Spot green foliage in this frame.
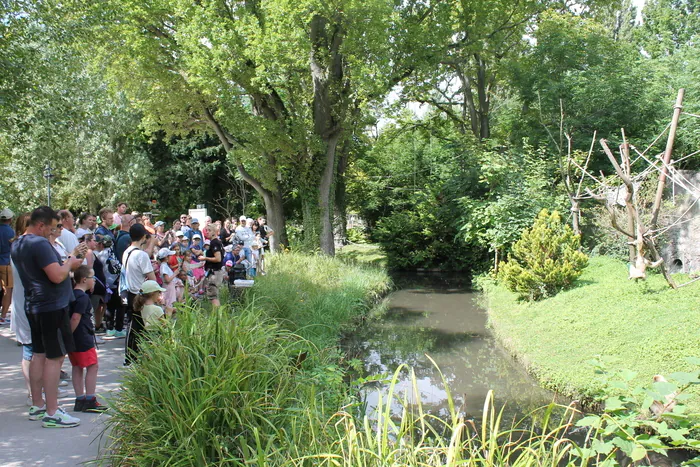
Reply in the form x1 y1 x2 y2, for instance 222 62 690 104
498 209 588 301
346 226 367 244
571 357 700 465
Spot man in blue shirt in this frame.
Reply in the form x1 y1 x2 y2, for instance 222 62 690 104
95 207 115 241
12 206 86 428
0 208 15 325
185 218 202 244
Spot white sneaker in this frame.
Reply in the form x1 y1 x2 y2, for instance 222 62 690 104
42 408 80 428
57 388 69 397
58 379 68 387
95 336 106 345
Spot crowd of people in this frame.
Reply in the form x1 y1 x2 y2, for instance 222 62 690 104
0 203 273 428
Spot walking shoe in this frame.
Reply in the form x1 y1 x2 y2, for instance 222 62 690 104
0 317 9 325
106 329 116 337
95 336 106 345
60 370 70 381
58 379 69 387
42 408 80 428
57 387 69 397
113 330 127 338
73 398 85 412
82 398 109 413
29 405 47 421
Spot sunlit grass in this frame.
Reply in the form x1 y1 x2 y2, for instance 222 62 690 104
483 255 700 411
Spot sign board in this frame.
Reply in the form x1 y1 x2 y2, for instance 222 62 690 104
188 208 207 224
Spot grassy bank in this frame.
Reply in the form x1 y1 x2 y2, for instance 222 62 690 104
336 243 387 269
105 252 391 465
246 251 391 348
483 255 700 411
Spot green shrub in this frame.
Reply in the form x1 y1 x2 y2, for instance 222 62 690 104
499 209 588 301
346 226 367 244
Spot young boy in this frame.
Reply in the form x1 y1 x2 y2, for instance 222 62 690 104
69 265 108 413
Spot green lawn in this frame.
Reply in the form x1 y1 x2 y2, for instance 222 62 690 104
483 256 700 411
336 243 387 268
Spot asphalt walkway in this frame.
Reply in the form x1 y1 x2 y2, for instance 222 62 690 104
0 325 125 466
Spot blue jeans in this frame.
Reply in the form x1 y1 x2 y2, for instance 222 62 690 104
242 247 252 263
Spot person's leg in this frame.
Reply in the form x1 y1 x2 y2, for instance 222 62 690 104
21 345 32 399
29 353 46 407
124 292 143 365
84 363 98 396
95 301 105 329
43 356 64 415
0 266 11 320
71 365 84 397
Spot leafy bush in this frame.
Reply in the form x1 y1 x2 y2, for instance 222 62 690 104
499 209 588 301
346 226 367 244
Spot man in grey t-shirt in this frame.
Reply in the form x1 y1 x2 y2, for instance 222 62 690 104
12 206 86 428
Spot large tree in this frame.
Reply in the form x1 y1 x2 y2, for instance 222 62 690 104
59 0 440 254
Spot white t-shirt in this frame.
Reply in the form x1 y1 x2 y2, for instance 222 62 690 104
75 227 93 239
159 262 174 282
52 239 68 262
59 228 79 255
122 246 154 294
9 260 30 344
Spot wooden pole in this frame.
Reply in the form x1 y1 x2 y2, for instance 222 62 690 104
650 88 685 228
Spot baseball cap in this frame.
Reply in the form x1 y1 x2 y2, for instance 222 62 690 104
191 218 200 224
225 260 233 267
154 221 165 227
129 223 148 239
239 215 246 221
204 239 211 245
157 247 176 259
175 231 184 237
139 280 166 294
192 234 201 240
0 208 14 219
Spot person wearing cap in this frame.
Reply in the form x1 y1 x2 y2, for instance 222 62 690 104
0 208 15 324
96 208 116 241
153 221 166 246
156 247 178 308
199 224 225 307
190 233 203 258
184 218 202 243
234 215 253 264
133 280 172 329
122 223 157 365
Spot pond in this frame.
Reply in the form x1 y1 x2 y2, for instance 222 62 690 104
344 273 556 422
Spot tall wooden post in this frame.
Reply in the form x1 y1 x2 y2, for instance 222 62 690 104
650 89 685 228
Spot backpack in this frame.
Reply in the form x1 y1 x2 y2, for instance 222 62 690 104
105 247 121 276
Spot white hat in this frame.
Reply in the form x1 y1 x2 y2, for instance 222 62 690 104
157 247 176 259
239 215 246 221
192 234 202 240
175 231 184 237
224 245 233 253
0 208 14 220
140 280 166 294
204 239 211 245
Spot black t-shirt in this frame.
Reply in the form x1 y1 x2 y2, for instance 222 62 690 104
205 238 224 271
220 228 231 247
71 289 95 352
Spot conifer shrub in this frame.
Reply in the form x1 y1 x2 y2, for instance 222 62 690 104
499 209 588 301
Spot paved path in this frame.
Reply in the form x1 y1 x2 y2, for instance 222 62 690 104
0 325 125 466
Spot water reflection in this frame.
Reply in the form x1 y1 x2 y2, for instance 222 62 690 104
345 274 555 422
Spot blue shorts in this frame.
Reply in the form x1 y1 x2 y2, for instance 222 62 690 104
22 344 33 361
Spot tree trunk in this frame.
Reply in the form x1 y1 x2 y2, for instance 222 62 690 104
261 188 287 252
334 139 350 244
203 108 288 252
319 135 340 255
